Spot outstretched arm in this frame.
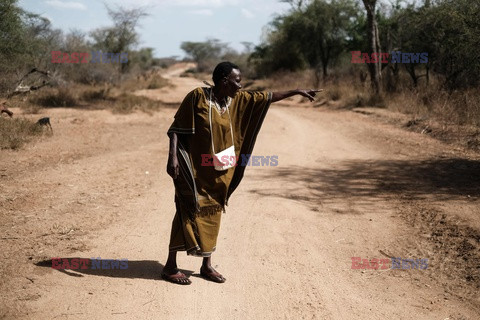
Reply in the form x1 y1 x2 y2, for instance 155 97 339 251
271 89 323 103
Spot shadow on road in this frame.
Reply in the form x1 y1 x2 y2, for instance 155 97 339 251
35 258 194 281
248 158 480 209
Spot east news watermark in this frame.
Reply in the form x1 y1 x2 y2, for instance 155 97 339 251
51 51 128 64
201 154 279 167
51 258 128 270
351 257 429 270
351 51 428 64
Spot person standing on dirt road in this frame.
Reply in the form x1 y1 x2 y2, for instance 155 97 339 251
162 61 322 285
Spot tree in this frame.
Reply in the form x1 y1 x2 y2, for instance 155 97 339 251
90 5 148 73
301 0 359 83
0 0 27 62
250 0 358 82
180 39 231 72
418 0 480 89
0 0 58 95
362 0 381 94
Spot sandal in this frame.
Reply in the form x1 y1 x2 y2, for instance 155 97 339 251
200 267 226 283
161 271 192 285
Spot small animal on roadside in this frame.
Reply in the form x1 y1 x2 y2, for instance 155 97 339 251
37 117 53 133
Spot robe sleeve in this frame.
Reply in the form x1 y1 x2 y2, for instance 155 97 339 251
226 90 272 202
167 88 199 135
231 90 273 147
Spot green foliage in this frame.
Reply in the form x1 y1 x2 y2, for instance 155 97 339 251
180 39 255 76
90 6 149 73
0 0 27 60
180 39 231 72
250 0 360 79
254 0 480 91
375 0 480 90
0 0 57 95
129 47 157 71
417 0 480 89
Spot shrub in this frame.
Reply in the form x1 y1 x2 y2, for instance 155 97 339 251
111 93 161 114
0 117 44 150
30 88 77 107
147 75 169 89
81 87 111 102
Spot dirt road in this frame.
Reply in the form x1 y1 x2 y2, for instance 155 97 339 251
1 65 479 319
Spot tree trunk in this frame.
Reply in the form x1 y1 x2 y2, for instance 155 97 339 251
405 64 418 87
426 63 430 85
362 0 381 94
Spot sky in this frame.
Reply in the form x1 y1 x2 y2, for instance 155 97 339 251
18 0 292 58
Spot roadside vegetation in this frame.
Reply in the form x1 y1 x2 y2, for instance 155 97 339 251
181 0 479 129
0 0 172 149
0 117 43 150
1 0 479 150
252 0 480 127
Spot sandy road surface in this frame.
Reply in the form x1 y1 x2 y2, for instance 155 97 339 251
1 66 479 319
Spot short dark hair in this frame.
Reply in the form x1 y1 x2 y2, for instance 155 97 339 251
212 61 239 86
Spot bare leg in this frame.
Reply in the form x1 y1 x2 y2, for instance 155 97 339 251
200 256 226 283
162 251 191 285
164 251 178 272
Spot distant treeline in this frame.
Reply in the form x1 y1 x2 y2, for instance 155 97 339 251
181 0 479 93
252 0 479 91
2 0 479 95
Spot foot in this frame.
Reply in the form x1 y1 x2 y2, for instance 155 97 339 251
161 269 192 285
200 266 226 283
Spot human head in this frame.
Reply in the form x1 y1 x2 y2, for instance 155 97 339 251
212 61 242 98
212 61 239 86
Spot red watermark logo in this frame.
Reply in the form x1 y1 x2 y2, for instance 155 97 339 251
351 51 428 64
351 257 429 270
51 51 128 64
201 154 279 167
51 257 128 269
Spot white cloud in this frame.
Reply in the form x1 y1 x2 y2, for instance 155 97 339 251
45 0 87 10
241 8 254 19
188 9 214 16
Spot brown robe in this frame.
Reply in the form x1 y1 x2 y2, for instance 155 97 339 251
167 87 272 256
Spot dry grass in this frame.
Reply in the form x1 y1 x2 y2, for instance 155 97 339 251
387 87 480 126
0 117 44 150
81 87 110 102
29 88 78 108
277 69 480 127
109 93 162 114
20 73 169 115
147 75 169 89
120 72 169 92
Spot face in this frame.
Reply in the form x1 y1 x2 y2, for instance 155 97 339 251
223 68 242 98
